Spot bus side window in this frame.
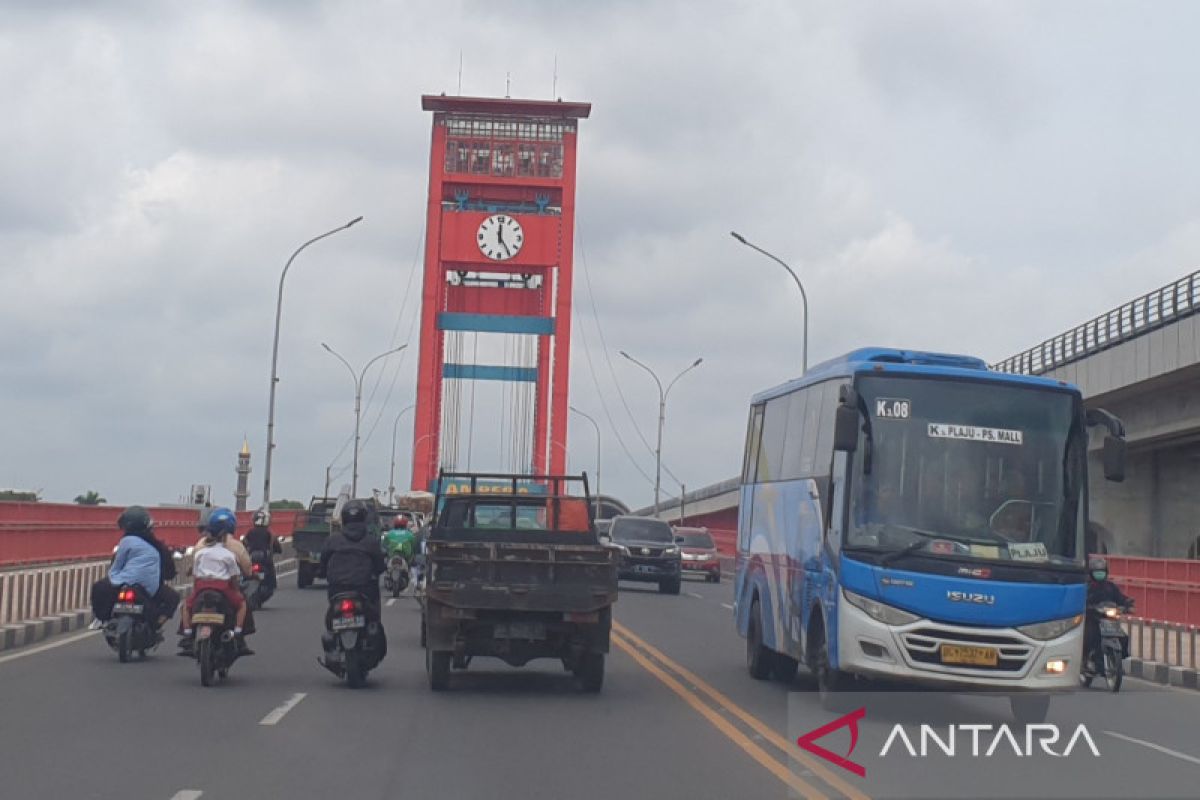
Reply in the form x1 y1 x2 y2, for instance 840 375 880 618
742 405 765 484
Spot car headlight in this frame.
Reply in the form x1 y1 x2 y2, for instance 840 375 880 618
842 588 921 626
1016 615 1083 641
663 546 679 556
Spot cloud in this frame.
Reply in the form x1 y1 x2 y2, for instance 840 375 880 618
4 1 1200 509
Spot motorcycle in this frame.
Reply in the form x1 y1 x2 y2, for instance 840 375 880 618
245 550 273 610
383 553 409 598
319 592 386 688
190 588 241 687
1080 601 1131 692
103 584 162 662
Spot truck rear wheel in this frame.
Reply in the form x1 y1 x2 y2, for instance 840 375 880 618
578 652 605 692
428 649 451 691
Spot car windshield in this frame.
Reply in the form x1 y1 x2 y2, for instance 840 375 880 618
675 530 714 548
612 518 673 543
848 375 1086 566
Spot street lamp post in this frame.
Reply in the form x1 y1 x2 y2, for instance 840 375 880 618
570 406 602 513
263 216 363 507
388 404 415 506
618 352 703 516
322 343 407 497
730 231 809 375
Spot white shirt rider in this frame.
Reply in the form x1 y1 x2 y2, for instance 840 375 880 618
193 542 240 581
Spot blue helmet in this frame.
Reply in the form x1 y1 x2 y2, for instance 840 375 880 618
205 507 237 537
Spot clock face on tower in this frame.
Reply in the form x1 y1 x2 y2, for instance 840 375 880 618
477 214 524 261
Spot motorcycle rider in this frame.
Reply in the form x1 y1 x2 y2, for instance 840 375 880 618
1083 556 1133 674
179 508 254 655
90 506 173 627
242 508 281 594
382 515 416 562
319 499 387 657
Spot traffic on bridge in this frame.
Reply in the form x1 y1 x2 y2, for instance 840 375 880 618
5 4 1200 800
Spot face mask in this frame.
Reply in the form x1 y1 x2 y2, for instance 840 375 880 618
1091 570 1107 582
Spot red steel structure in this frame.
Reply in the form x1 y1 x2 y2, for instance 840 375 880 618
411 95 591 490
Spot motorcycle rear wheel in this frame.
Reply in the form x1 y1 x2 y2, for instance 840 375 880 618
345 652 366 689
117 631 131 664
197 639 215 687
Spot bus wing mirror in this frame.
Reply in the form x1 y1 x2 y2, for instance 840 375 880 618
1103 436 1126 483
834 404 859 452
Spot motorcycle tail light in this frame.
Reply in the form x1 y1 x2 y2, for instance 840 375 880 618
253 564 263 574
118 589 135 602
339 599 356 615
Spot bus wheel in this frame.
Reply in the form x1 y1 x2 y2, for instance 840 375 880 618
746 598 774 680
1010 694 1050 724
773 654 799 684
813 627 849 710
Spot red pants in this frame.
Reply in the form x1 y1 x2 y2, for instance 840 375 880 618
188 578 245 612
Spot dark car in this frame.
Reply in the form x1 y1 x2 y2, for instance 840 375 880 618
674 526 721 583
609 516 681 595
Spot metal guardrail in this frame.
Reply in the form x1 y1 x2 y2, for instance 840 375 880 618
992 270 1200 376
1127 616 1199 670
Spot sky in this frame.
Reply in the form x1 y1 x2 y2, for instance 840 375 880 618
3 0 1200 509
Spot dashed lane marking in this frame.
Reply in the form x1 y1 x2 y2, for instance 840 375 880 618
386 598 397 607
686 591 703 599
170 792 203 800
259 692 307 726
1104 731 1200 767
721 603 734 610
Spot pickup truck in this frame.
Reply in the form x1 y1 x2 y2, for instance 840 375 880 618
292 496 337 588
423 472 617 692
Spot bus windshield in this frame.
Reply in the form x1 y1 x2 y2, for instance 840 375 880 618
847 375 1086 566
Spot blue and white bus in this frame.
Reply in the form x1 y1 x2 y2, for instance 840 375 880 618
734 348 1126 721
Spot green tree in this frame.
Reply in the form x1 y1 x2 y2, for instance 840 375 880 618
269 499 304 510
74 490 107 505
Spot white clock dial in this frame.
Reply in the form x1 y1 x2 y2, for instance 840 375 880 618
476 214 524 261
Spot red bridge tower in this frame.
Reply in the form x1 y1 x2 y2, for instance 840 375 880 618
412 95 591 489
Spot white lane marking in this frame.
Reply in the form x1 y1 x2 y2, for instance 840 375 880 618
686 591 703 599
721 603 734 610
171 791 203 800
259 692 307 726
0 630 97 665
386 598 396 607
1104 731 1200 767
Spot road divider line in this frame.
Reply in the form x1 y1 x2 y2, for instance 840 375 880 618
0 629 97 665
259 692 307 726
170 791 203 800
613 620 870 800
611 632 828 800
721 603 734 610
1104 731 1200 767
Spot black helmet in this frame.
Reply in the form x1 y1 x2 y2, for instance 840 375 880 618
341 499 369 525
1088 556 1108 572
118 505 153 534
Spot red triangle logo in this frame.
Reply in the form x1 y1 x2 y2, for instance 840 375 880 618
796 707 867 777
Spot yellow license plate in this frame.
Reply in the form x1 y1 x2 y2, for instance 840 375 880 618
940 644 998 666
192 612 225 624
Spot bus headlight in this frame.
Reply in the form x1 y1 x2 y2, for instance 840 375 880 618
1016 615 1083 641
842 589 921 626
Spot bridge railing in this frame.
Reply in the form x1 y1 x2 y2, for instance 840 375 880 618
992 270 1200 376
1126 617 1198 672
